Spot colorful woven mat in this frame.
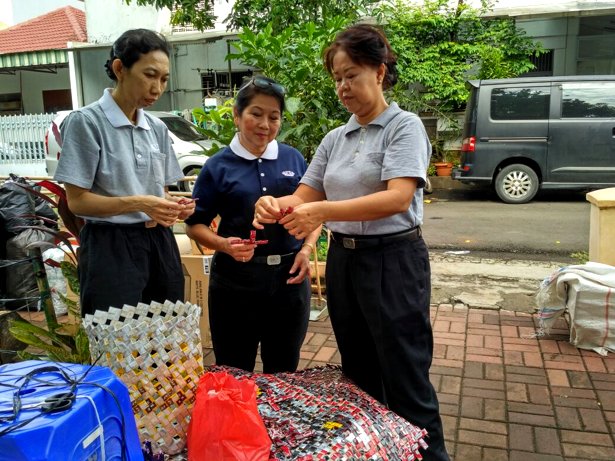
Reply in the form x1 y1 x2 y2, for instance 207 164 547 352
188 365 429 460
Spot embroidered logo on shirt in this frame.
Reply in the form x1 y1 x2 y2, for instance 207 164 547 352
281 170 295 177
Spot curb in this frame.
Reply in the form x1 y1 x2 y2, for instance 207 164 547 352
428 176 475 190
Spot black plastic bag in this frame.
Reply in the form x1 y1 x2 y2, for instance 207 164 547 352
0 175 58 234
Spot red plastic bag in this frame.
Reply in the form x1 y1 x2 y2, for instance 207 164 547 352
187 371 272 461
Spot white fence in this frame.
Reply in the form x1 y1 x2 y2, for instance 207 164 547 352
0 113 55 177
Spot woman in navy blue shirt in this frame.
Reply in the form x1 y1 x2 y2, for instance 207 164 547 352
185 76 319 373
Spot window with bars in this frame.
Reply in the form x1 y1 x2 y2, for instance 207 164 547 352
521 50 553 77
200 70 252 97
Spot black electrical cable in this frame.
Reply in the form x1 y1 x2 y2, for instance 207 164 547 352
0 361 129 461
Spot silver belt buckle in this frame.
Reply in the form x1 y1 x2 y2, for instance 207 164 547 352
267 255 281 265
342 237 356 249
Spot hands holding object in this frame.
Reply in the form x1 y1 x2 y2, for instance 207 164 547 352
230 230 268 246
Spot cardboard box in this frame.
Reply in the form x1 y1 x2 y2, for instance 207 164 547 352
190 238 214 255
180 254 213 349
174 233 214 256
64 239 214 348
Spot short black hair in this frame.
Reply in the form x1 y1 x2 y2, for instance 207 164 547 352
104 28 170 81
323 24 398 90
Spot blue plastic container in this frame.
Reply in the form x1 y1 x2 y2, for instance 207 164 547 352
0 360 144 461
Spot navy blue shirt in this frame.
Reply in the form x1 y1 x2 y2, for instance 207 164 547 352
185 141 307 256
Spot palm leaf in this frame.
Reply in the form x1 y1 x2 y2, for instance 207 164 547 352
11 181 58 208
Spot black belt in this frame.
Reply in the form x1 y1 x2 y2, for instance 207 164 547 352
86 220 158 228
331 227 421 250
250 252 296 265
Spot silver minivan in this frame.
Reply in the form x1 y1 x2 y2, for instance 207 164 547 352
453 75 615 203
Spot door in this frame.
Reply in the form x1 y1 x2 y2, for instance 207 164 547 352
43 89 72 113
547 82 615 185
475 85 550 178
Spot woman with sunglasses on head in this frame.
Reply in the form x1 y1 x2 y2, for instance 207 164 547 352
254 25 449 460
54 29 194 316
185 76 319 373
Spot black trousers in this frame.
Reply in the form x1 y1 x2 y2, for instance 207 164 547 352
326 236 450 461
208 252 310 373
79 223 184 317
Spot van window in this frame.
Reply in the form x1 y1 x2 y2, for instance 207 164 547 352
490 87 550 120
561 83 615 118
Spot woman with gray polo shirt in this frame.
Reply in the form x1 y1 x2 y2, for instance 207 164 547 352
254 25 449 461
54 29 195 316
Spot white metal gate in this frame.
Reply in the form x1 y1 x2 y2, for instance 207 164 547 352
0 113 55 177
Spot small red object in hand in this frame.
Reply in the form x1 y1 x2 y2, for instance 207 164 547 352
178 198 199 205
230 229 269 246
279 207 293 219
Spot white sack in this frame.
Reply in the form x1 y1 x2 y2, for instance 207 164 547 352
536 262 615 356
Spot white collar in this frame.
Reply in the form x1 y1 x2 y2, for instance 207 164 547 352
230 133 278 160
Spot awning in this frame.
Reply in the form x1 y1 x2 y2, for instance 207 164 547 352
0 49 68 72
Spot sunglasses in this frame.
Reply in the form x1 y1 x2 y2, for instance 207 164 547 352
239 77 286 96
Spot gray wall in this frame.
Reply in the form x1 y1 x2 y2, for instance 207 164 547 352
72 35 250 112
518 15 615 76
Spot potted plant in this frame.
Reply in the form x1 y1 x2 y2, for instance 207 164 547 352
433 160 453 176
431 145 460 177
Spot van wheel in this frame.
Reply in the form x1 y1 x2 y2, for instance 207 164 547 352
179 166 201 192
495 164 539 204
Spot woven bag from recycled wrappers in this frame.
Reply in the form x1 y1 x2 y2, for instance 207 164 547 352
203 365 428 460
83 300 204 455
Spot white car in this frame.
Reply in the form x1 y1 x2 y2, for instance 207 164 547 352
44 110 211 192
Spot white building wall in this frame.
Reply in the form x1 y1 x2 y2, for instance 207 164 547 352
84 0 172 43
0 0 13 28
0 68 73 114
20 68 72 113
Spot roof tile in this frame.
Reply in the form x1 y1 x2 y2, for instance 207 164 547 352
0 6 87 54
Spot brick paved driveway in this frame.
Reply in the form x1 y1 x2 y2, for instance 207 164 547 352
214 304 615 461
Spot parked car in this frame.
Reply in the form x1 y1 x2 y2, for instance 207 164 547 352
453 75 615 203
44 110 212 192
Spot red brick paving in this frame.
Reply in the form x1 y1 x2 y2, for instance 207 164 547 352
23 301 615 460
204 303 615 461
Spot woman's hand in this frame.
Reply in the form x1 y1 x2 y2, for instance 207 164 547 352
280 202 325 240
253 195 281 228
286 248 312 284
253 195 305 229
144 196 184 227
221 236 256 263
171 196 197 220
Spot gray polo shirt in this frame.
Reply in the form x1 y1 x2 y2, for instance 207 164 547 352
301 102 431 235
54 89 183 224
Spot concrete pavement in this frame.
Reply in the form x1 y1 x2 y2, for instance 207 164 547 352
430 250 567 312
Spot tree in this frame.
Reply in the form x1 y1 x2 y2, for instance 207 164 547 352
378 0 543 113
228 17 353 161
131 0 544 161
125 0 377 33
225 0 378 34
123 0 217 31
